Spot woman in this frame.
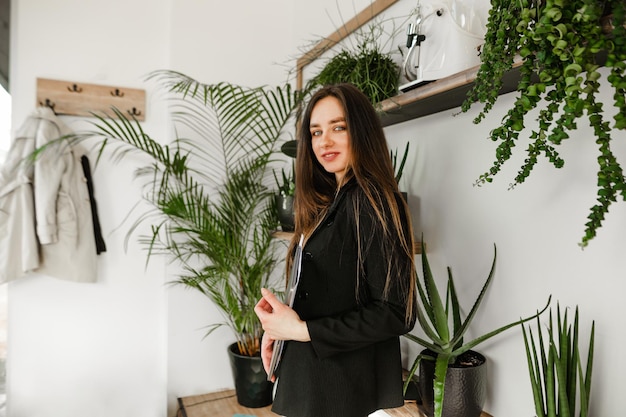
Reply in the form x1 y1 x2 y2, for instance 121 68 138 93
254 83 417 417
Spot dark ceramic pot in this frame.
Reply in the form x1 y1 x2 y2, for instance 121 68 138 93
227 343 273 408
418 349 487 417
275 194 295 232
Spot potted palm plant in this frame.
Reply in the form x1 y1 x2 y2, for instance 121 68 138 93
58 70 309 407
404 241 551 417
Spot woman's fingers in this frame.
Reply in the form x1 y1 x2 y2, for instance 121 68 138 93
260 332 276 382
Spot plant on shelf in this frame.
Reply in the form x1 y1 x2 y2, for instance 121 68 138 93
391 142 410 184
404 241 551 417
312 21 401 105
461 0 626 247
48 71 310 406
522 304 595 417
273 165 295 198
273 164 296 232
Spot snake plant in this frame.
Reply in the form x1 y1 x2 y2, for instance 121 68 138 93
522 304 595 417
404 243 551 417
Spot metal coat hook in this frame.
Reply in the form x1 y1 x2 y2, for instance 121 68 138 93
67 84 83 93
39 98 56 113
128 107 142 117
111 88 125 97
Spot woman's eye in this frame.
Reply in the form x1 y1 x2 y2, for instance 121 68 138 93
333 125 346 131
311 130 322 136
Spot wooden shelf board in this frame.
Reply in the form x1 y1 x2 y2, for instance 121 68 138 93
377 14 618 127
378 61 523 127
272 230 294 241
36 78 146 120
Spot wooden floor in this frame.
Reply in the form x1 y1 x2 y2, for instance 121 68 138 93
178 389 494 417
178 389 276 417
385 403 492 417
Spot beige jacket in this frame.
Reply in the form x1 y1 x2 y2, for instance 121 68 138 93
0 107 98 283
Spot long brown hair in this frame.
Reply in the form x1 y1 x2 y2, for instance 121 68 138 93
288 83 416 324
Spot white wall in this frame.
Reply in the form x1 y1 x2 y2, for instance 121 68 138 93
7 1 295 416
385 68 626 417
6 1 625 417
8 1 172 416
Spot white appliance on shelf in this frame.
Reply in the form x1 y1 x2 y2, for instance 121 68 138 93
400 0 490 92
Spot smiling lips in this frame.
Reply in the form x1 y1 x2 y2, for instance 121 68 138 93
321 151 340 161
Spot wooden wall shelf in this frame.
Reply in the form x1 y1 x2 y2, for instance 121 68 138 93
377 13 618 127
377 61 523 127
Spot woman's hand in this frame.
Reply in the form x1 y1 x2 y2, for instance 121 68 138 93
254 288 311 343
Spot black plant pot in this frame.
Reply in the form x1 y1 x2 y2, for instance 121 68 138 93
227 343 273 408
418 349 487 417
275 194 295 232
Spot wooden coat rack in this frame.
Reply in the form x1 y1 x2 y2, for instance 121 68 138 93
36 78 146 121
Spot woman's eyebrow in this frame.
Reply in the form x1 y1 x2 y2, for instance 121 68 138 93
310 117 346 128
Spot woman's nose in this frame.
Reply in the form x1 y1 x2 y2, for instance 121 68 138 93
318 131 332 147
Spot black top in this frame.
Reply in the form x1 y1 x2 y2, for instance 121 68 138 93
272 180 415 417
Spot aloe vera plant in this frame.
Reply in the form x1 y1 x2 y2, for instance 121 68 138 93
404 243 551 417
522 304 595 417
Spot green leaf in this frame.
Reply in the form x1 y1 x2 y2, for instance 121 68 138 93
421 249 450 342
433 354 451 417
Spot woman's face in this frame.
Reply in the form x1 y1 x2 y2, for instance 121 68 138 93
309 96 352 184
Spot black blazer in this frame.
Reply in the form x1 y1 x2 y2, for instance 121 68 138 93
272 180 416 417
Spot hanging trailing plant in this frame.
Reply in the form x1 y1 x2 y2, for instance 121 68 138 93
462 0 626 247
